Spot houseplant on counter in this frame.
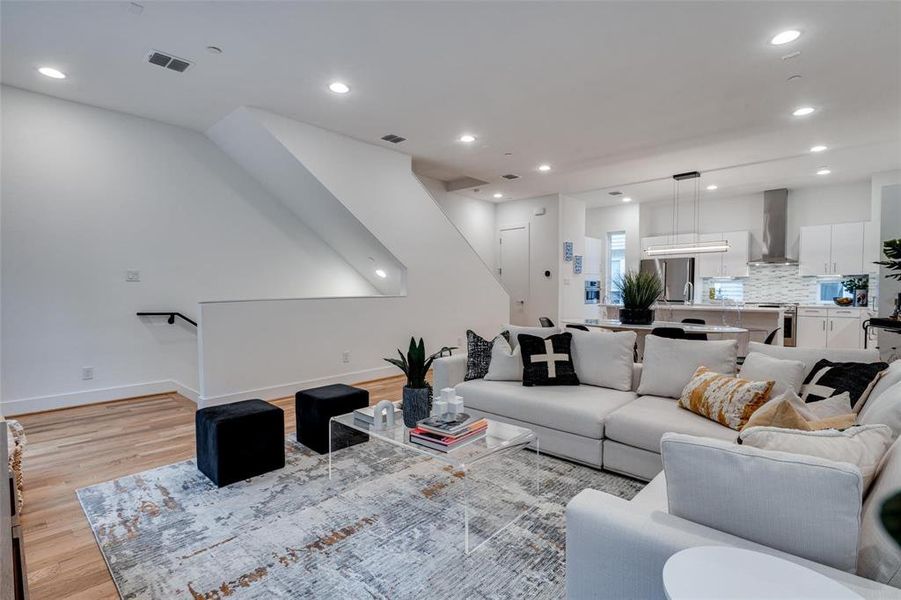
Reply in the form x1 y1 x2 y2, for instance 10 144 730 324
616 270 664 325
384 338 455 427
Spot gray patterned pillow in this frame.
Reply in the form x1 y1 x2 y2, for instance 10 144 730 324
465 330 509 381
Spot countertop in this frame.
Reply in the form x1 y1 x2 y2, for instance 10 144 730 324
565 319 748 334
602 303 784 314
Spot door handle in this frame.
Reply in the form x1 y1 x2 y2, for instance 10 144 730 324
833 262 837 274
822 320 826 331
830 320 834 331
824 262 828 274
516 299 525 304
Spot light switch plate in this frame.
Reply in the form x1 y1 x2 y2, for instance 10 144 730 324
126 270 141 282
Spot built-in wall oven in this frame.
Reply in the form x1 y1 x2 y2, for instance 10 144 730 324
585 280 601 304
757 303 797 347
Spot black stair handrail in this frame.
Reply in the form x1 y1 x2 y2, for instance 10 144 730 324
137 312 197 327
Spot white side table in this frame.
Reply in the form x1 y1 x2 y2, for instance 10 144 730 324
663 546 863 599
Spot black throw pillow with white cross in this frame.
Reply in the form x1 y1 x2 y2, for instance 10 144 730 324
800 358 888 409
518 332 580 387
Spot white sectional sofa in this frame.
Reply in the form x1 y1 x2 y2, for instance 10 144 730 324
434 336 879 480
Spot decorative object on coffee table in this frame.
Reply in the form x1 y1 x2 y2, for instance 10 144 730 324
616 270 663 325
195 399 285 487
370 400 396 431
296 383 369 454
385 337 451 427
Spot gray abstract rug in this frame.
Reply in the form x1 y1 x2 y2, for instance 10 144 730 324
78 437 643 599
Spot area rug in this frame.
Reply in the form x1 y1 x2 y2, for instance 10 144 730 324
77 437 643 599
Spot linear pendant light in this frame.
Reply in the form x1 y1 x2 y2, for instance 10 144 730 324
644 171 729 256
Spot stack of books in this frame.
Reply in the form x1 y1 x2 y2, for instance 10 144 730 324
409 413 487 452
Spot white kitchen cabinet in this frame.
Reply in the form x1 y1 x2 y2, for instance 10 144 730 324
696 230 749 278
864 221 880 273
799 222 866 276
799 225 833 276
796 306 865 349
828 315 861 349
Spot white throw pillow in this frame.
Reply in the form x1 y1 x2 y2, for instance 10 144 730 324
484 336 523 381
739 424 893 490
859 380 901 440
570 329 636 391
808 391 854 418
739 352 806 396
661 432 863 572
504 324 560 349
637 336 737 399
865 359 901 410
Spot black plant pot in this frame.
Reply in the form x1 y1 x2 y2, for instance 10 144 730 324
402 385 432 428
620 307 655 325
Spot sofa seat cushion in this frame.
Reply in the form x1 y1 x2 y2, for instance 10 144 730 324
605 395 737 453
455 379 635 439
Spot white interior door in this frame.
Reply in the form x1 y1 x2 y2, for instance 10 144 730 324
499 225 530 326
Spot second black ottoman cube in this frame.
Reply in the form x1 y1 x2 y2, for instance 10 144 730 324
296 383 369 454
196 399 285 487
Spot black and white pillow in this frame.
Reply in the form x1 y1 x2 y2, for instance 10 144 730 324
800 359 889 409
518 332 580 387
464 330 510 381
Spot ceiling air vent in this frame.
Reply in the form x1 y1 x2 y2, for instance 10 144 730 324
608 191 623 196
501 174 520 180
147 50 192 73
380 134 406 144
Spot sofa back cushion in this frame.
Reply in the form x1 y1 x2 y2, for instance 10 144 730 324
504 324 560 349
859 381 901 440
637 336 737 399
570 329 637 391
860 437 901 586
746 341 880 374
867 360 901 410
739 352 806 396
661 432 863 572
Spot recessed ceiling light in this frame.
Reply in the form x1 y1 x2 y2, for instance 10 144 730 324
706 184 718 191
493 193 503 199
771 30 801 45
38 66 66 79
328 81 350 94
206 46 223 55
810 145 828 153
792 106 815 117
375 269 387 278
816 167 831 175
538 164 551 172
622 197 633 203
459 134 476 143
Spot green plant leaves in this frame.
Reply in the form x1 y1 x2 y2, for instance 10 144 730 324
876 239 901 281
616 270 664 309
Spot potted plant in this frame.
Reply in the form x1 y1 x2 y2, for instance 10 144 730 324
875 239 901 319
616 270 663 325
841 277 868 307
384 338 454 427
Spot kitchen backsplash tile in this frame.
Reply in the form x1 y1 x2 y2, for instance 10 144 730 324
702 264 867 304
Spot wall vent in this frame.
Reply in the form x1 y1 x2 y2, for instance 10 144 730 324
501 173 520 180
380 134 406 144
147 50 192 73
608 190 623 196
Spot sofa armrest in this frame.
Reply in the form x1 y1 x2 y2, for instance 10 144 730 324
432 353 467 390
565 489 897 600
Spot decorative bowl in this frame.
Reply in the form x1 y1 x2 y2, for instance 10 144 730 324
833 297 853 307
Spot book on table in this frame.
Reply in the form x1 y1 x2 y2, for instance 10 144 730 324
415 413 486 437
409 415 488 452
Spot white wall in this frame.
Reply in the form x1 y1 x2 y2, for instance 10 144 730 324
419 176 497 272
0 87 375 414
496 195 560 326
198 109 508 404
586 202 641 298
558 195 587 320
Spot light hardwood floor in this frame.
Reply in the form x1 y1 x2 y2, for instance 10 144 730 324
14 375 409 600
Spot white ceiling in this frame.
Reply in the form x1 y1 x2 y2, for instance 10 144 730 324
2 1 900 204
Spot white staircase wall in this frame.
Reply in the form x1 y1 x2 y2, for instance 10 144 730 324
198 109 509 404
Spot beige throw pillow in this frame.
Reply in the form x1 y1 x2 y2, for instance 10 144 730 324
678 366 774 430
743 390 856 431
739 424 893 490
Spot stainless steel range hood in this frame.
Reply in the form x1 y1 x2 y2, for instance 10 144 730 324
748 188 798 266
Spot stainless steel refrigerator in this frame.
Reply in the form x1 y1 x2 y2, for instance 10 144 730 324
640 257 695 303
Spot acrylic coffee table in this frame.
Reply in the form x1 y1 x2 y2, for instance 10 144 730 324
329 409 540 554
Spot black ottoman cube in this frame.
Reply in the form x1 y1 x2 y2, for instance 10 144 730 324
196 399 285 487
296 384 369 454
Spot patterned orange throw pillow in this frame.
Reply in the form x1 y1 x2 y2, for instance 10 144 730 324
678 366 775 430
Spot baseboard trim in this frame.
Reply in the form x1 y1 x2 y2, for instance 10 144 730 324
199 365 399 408
1 379 201 416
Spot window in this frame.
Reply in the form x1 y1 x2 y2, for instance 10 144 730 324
607 231 626 304
819 281 849 303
